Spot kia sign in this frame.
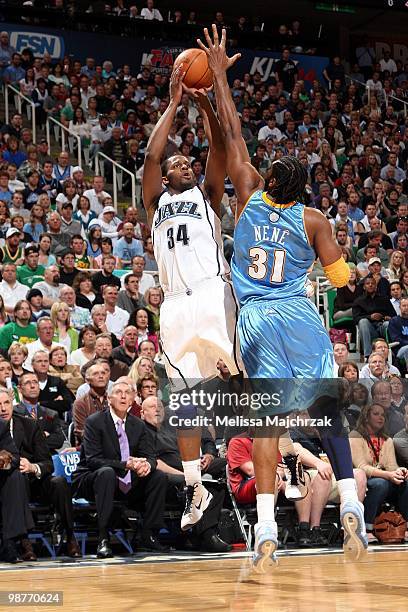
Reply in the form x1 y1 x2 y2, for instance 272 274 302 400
228 50 328 90
9 31 64 59
141 45 186 75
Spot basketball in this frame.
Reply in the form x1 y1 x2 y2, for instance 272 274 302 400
173 48 213 89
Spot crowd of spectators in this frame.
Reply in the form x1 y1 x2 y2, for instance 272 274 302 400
84 2 312 51
3 3 317 54
0 15 407 559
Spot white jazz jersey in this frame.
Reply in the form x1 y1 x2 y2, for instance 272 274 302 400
152 185 241 385
152 186 229 295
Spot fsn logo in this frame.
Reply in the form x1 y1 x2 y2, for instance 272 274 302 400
9 32 64 59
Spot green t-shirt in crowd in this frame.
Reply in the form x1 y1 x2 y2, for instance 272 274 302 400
0 322 38 351
1 245 24 265
75 253 91 270
16 264 46 288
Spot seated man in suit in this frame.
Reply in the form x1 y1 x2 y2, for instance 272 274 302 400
0 378 81 558
0 394 36 564
14 372 65 454
72 380 168 558
141 396 232 552
31 350 73 417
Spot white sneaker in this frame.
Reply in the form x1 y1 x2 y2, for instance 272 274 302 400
252 521 278 574
181 482 213 531
340 500 368 561
282 454 308 500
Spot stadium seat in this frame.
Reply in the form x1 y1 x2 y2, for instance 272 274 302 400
324 288 353 329
225 466 255 550
28 503 57 558
323 288 359 351
53 452 135 555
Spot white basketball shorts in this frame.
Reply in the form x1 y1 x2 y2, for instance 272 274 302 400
160 276 241 387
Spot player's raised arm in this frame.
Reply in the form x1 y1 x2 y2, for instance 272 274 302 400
143 65 185 226
198 26 262 217
195 92 225 218
305 208 350 288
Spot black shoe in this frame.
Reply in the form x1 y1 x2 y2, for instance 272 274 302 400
200 533 232 553
309 527 328 547
20 538 37 561
1 540 22 563
66 537 82 558
97 539 113 559
281 454 308 500
297 526 312 548
138 534 169 552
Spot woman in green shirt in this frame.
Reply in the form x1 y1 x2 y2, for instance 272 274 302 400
144 286 163 335
50 301 79 354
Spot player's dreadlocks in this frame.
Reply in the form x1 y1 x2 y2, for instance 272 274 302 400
267 155 308 204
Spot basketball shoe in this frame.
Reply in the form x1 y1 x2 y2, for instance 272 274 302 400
340 500 368 560
281 454 308 500
181 482 213 531
252 521 278 574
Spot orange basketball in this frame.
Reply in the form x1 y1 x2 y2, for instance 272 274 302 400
173 48 213 89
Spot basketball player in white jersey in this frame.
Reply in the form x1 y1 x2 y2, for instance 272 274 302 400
143 64 241 532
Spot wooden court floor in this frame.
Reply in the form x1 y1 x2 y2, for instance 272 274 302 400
0 549 407 611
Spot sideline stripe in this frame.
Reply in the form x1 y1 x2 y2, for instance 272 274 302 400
1 543 407 572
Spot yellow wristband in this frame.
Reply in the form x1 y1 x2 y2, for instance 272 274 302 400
323 257 350 288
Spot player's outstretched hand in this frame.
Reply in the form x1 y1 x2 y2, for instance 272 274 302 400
181 82 213 100
169 63 185 105
197 24 241 76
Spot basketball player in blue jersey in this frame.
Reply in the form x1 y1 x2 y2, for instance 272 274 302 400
198 26 368 571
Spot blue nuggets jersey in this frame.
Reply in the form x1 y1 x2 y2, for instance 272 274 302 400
231 190 334 385
231 191 315 306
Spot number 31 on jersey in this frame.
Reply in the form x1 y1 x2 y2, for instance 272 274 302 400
248 247 286 283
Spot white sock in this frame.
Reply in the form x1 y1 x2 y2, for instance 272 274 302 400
256 493 275 523
182 459 201 486
337 478 358 504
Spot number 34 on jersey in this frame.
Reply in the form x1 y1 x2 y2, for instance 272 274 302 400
167 224 189 249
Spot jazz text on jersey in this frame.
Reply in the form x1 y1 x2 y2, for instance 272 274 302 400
153 201 202 229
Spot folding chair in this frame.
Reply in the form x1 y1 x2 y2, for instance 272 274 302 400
275 501 298 546
28 504 56 558
225 466 253 550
